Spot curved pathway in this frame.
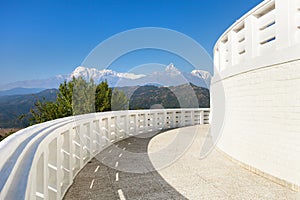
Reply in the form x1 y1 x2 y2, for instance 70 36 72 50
64 125 297 200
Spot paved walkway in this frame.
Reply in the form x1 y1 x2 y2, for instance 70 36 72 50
64 125 297 200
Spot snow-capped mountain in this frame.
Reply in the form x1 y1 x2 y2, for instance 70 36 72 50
191 69 211 80
67 63 212 88
129 63 211 88
0 64 211 90
164 63 181 75
70 66 145 81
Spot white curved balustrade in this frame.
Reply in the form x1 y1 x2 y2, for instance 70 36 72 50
0 108 210 200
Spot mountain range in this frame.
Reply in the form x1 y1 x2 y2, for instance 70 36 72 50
0 63 211 91
0 89 58 128
0 83 209 128
128 83 209 110
0 88 46 97
0 63 211 128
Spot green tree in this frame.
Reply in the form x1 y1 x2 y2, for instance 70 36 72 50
111 88 129 111
72 77 96 115
95 81 112 112
30 77 86 124
30 99 60 124
55 79 73 117
30 78 128 125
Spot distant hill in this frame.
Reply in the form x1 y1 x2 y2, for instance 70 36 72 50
0 87 46 97
0 89 58 128
127 83 209 110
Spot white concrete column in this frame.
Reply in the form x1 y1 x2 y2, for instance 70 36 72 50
57 134 63 199
67 129 73 187
289 0 300 44
200 110 204 125
153 112 158 131
213 47 221 72
44 148 49 200
275 0 291 49
135 114 139 135
228 31 237 66
125 114 129 138
77 126 84 168
245 15 259 58
190 110 195 125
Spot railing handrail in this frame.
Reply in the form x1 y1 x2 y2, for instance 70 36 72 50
0 108 210 200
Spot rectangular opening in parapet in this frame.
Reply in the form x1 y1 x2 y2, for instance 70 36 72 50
259 21 276 31
238 50 246 55
221 36 228 43
253 2 275 18
233 22 244 33
260 36 276 45
238 37 245 43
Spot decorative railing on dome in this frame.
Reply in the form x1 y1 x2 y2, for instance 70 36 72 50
0 108 210 200
214 0 300 72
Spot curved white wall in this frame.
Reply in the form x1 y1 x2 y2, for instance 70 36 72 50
212 0 300 190
0 109 210 200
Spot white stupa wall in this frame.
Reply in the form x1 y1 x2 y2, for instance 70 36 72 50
212 0 300 190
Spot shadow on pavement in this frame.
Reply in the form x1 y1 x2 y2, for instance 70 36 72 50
64 129 188 200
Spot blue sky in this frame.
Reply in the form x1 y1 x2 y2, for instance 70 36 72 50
0 0 262 85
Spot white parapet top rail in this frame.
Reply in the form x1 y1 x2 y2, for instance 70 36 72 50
0 108 210 200
213 0 300 80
